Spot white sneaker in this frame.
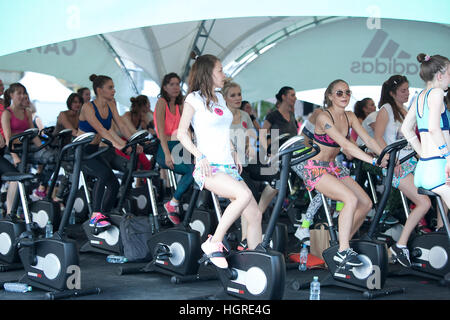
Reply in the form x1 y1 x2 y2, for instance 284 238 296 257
294 227 310 246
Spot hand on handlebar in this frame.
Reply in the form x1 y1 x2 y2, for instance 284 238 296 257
379 153 389 168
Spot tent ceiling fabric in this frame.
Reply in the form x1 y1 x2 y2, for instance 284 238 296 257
102 16 318 84
1 0 450 57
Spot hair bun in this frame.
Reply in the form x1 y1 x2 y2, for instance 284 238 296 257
190 51 199 61
130 97 136 103
89 74 97 82
417 53 427 63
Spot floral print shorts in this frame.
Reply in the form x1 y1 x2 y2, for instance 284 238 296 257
193 163 243 190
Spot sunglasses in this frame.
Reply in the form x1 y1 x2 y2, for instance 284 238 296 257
334 90 352 97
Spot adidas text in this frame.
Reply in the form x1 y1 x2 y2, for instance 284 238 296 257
350 58 418 75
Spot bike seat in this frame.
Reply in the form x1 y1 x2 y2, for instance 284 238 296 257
132 170 159 179
1 172 34 183
417 187 439 197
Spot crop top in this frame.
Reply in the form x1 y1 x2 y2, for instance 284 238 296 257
313 109 350 147
78 101 113 134
416 88 449 133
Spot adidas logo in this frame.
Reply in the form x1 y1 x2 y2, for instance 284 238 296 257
350 29 419 75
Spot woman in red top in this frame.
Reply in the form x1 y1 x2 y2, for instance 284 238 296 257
154 73 194 224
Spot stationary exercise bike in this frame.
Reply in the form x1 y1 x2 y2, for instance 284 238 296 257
1 132 102 298
118 182 218 284
201 137 319 300
80 130 154 256
388 158 450 285
291 139 409 298
0 128 57 271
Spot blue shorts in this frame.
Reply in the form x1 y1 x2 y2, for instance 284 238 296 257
414 156 447 190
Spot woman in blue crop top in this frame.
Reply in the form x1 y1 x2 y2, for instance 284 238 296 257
77 74 136 229
401 53 450 266
292 79 388 269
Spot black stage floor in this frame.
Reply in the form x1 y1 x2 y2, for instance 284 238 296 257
0 224 449 303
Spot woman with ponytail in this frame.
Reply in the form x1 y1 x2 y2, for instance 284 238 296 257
77 74 136 229
399 53 450 266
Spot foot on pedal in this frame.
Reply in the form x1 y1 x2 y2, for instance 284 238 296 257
390 245 411 268
333 248 363 269
89 212 111 231
200 235 228 269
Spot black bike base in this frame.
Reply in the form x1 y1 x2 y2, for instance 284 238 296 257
0 263 23 272
45 287 101 300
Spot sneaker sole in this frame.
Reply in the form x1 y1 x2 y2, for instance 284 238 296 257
333 256 364 267
389 247 411 268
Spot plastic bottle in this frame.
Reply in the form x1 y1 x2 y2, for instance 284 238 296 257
69 208 76 225
298 244 308 271
106 255 128 264
4 282 32 293
45 221 53 238
309 276 320 300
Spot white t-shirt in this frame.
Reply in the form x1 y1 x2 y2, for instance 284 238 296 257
356 111 377 146
229 109 256 166
185 91 235 165
379 103 411 158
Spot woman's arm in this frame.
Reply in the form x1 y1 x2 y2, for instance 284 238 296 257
349 111 383 155
400 103 422 157
1 110 21 164
58 112 78 136
373 107 389 150
81 102 125 150
110 100 134 140
316 112 383 166
259 120 272 153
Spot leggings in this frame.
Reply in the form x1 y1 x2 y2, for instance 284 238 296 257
156 141 194 201
82 145 120 213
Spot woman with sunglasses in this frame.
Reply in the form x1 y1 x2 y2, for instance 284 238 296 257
374 75 432 267
400 54 450 265
293 79 387 269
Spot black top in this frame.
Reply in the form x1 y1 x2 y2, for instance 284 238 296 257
265 109 298 137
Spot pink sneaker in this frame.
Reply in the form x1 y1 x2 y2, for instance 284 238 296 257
201 235 228 269
164 201 180 225
89 212 111 228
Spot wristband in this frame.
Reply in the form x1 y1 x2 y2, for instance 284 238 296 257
196 154 206 161
443 152 450 159
372 157 378 166
438 143 448 150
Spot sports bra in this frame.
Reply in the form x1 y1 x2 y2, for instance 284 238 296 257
78 101 113 134
416 88 449 132
313 110 350 148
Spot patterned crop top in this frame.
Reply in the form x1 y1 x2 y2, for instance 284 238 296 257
313 109 350 148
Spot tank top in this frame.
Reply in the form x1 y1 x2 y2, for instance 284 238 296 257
416 88 449 132
155 101 181 138
78 101 113 133
9 108 30 133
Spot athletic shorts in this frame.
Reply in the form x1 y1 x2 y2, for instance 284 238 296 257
193 163 243 190
382 157 417 188
292 159 350 191
414 156 447 190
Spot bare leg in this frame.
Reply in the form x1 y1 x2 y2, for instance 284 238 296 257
204 173 262 249
314 174 358 252
6 182 17 215
396 174 431 246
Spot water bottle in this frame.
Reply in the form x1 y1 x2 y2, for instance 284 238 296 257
309 276 320 300
106 255 128 264
298 244 308 271
45 221 53 238
69 208 76 225
4 282 32 293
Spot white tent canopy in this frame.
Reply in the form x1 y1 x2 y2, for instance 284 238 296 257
0 0 449 107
